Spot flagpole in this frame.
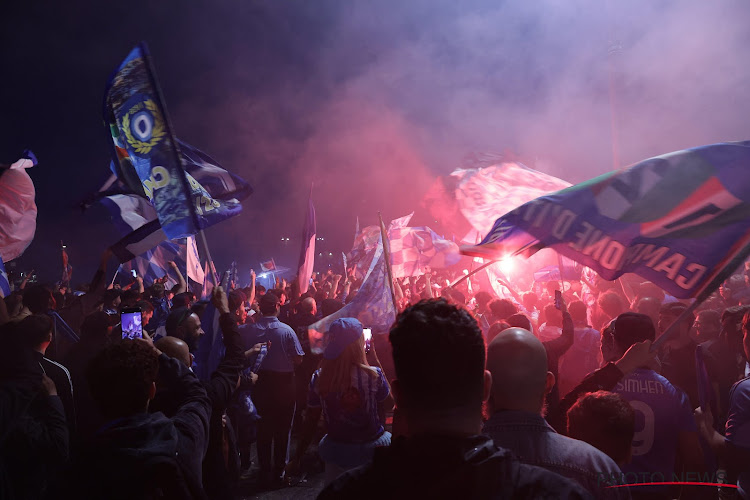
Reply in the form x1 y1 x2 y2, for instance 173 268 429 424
378 212 399 312
140 43 219 287
110 268 120 288
198 230 219 285
450 259 498 288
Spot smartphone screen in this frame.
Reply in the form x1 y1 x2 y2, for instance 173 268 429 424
554 290 562 310
363 328 372 354
121 308 143 339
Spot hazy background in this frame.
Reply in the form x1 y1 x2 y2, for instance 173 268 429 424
2 0 749 285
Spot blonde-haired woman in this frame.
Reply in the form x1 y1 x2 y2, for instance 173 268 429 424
287 318 393 485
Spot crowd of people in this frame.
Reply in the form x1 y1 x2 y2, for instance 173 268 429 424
1 250 749 499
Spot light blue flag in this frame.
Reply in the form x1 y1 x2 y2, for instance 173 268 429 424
308 235 397 354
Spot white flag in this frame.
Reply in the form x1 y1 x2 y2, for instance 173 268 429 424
186 236 205 284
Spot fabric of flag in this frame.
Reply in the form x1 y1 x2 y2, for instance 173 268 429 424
532 257 582 282
105 44 247 243
389 226 461 278
421 175 474 244
0 151 38 262
178 140 253 202
298 194 316 293
105 43 197 239
0 256 10 298
308 236 396 354
118 239 183 288
201 260 217 299
346 225 381 277
260 260 276 272
387 212 414 231
453 162 571 236
462 141 750 299
186 236 204 284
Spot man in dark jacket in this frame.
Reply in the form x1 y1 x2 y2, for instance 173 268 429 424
318 299 591 500
152 286 259 499
60 333 212 499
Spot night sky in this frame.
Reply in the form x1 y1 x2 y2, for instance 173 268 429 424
2 0 749 286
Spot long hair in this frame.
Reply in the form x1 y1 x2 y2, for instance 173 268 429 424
318 335 378 397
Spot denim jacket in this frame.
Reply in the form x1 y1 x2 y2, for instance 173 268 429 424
483 410 630 499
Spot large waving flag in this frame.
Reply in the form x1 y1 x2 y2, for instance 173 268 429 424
308 235 397 354
298 192 316 294
104 43 247 242
462 141 750 299
100 193 167 262
0 151 38 262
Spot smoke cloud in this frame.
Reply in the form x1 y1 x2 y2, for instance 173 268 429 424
2 0 749 281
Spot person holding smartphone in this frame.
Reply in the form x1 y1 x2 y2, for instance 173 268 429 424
287 318 394 485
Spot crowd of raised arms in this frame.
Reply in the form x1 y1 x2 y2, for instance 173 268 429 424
1 250 749 500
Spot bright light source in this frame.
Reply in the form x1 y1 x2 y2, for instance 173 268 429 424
499 258 514 276
328 252 333 256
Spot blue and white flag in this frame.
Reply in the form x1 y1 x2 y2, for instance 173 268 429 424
105 43 197 239
0 256 10 298
104 43 246 240
462 141 750 299
308 235 397 354
298 192 316 293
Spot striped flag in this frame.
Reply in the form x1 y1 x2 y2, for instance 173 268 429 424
298 192 316 293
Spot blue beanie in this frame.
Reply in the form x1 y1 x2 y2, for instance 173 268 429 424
323 318 363 360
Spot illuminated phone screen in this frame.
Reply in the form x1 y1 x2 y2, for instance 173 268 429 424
121 310 143 339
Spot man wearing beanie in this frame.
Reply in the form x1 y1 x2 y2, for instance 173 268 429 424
602 312 704 499
239 292 304 489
